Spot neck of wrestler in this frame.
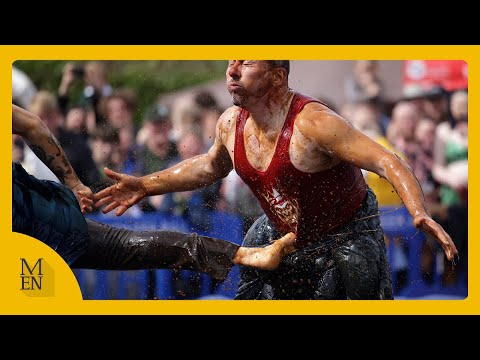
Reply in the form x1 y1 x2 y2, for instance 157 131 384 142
243 87 294 132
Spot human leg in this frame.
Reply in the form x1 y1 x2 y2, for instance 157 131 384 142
71 219 239 281
72 219 295 281
329 188 393 299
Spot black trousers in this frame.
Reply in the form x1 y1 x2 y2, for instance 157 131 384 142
71 219 239 281
235 188 393 299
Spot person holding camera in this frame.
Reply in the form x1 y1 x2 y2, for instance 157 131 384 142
57 61 112 132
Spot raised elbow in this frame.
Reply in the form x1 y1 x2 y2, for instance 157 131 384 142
378 153 408 179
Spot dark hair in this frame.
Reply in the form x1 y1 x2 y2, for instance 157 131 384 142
66 103 87 114
267 60 290 76
91 125 119 144
194 91 218 109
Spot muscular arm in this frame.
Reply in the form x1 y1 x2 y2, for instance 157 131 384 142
141 113 234 196
298 104 457 260
12 104 93 212
94 109 236 215
301 107 427 217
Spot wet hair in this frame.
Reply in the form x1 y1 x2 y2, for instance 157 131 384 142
267 60 290 76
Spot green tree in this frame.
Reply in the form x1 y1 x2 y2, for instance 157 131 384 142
14 60 226 124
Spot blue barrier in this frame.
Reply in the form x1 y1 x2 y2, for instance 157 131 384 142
73 211 244 300
380 206 467 299
73 208 467 300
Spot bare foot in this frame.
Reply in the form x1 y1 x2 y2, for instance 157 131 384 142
233 233 296 270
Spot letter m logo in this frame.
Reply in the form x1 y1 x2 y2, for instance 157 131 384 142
20 258 43 276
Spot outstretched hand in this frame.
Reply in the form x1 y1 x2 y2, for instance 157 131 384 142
70 182 94 214
414 215 459 262
93 167 147 216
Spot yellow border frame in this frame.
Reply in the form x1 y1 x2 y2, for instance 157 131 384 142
1 45 476 314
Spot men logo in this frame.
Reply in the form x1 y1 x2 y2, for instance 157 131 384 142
20 258 54 297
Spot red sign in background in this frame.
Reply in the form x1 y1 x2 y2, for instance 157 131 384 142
403 60 468 92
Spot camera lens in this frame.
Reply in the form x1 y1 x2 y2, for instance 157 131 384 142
73 67 85 77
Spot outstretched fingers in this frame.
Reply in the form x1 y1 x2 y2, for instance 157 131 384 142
81 204 92 214
94 195 116 210
439 233 458 261
102 200 121 214
93 186 113 203
104 167 123 181
78 192 94 204
80 198 94 214
424 219 458 261
116 205 129 216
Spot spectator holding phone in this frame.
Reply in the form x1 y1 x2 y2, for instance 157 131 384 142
57 61 112 133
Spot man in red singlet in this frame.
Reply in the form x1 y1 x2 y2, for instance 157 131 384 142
13 103 296 282
94 61 458 299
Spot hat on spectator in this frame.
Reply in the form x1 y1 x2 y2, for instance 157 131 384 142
143 103 170 124
402 82 446 100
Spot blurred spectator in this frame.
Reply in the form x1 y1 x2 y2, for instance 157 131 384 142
12 65 37 108
126 104 178 212
178 107 203 140
169 93 196 142
128 103 178 177
344 61 392 134
98 88 138 169
413 118 438 204
422 91 468 285
404 84 448 125
136 103 171 146
99 88 136 129
24 91 100 188
22 91 65 182
421 86 450 125
156 133 220 232
201 106 222 149
64 104 89 137
194 90 217 109
89 124 143 218
345 60 384 103
90 125 121 191
450 88 468 124
431 90 468 285
432 90 468 207
388 101 420 161
350 102 404 206
58 61 112 131
193 91 223 149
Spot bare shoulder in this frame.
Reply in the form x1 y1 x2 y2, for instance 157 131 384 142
295 102 350 134
213 106 240 148
217 106 240 133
